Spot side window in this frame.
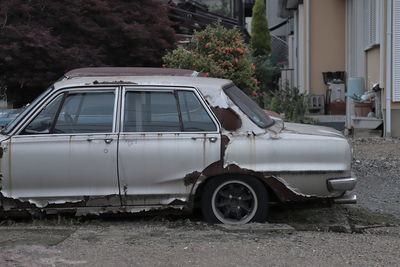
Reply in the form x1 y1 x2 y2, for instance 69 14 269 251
21 94 64 135
53 92 115 133
178 91 217 132
124 91 180 132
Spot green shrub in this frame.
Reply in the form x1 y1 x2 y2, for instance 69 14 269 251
250 0 271 57
263 87 315 124
252 56 281 92
163 23 259 96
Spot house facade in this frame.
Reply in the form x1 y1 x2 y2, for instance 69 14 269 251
274 0 400 137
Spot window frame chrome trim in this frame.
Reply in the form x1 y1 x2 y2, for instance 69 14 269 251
13 86 119 136
120 86 220 134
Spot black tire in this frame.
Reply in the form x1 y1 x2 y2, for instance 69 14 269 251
201 175 269 224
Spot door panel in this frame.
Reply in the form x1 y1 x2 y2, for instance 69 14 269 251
118 133 220 205
3 88 120 207
118 88 221 206
7 135 70 198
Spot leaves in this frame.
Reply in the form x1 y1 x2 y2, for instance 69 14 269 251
0 0 177 106
250 0 271 57
263 87 314 124
163 23 258 96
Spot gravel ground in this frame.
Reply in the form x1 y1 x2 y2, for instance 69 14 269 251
0 137 399 266
350 138 400 218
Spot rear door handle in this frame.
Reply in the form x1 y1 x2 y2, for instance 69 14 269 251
87 138 113 144
104 138 113 144
191 137 218 143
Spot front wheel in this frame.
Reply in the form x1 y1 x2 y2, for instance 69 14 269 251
201 176 269 224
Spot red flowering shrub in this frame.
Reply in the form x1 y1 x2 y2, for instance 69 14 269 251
163 24 259 96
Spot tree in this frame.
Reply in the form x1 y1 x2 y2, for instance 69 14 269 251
250 0 271 57
163 24 258 96
0 0 177 106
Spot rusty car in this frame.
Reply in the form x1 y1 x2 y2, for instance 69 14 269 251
0 67 357 224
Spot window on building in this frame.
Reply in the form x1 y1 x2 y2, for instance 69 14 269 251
364 0 381 49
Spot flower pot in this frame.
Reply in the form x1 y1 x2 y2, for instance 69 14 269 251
354 101 373 117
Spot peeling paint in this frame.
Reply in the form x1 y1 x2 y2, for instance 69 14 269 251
211 107 242 131
93 80 138 85
184 171 201 186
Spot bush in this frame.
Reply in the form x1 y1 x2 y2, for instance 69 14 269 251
0 0 177 106
250 0 271 57
252 56 281 92
163 23 259 96
263 86 315 124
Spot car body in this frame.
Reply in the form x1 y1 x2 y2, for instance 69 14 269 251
0 67 357 224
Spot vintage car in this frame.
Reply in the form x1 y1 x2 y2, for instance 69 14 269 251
0 67 357 224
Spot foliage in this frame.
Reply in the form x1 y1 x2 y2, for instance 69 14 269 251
250 0 271 57
0 0 177 106
207 0 231 17
263 86 315 124
252 55 281 92
163 24 258 96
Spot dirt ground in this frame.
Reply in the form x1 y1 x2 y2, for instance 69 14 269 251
0 137 399 266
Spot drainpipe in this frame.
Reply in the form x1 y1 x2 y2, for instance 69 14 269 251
379 0 385 120
305 0 311 94
386 0 392 137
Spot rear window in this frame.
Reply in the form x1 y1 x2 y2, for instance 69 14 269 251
223 85 274 129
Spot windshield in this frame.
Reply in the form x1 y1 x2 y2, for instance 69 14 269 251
223 85 274 129
2 86 54 134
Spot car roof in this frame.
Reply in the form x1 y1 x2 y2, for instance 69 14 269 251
64 67 202 78
54 68 233 92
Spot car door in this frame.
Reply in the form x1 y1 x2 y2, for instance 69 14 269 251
118 87 221 206
2 87 120 207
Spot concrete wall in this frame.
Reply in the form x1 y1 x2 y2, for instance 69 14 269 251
309 0 346 96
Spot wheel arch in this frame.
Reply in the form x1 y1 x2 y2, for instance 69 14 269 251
192 173 279 208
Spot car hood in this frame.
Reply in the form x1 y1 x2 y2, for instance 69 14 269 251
281 122 345 138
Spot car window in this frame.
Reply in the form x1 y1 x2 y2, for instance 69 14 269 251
20 94 64 135
124 91 180 132
224 85 274 129
2 86 54 134
53 92 115 133
177 91 217 132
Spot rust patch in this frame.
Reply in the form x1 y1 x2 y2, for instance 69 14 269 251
184 171 201 186
0 193 122 215
123 185 128 197
93 80 138 85
221 135 230 157
184 135 230 186
167 199 186 205
201 161 316 203
262 176 318 202
211 107 242 131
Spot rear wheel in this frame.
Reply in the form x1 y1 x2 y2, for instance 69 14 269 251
201 176 268 224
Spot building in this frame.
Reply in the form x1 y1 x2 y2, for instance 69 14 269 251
273 0 400 137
